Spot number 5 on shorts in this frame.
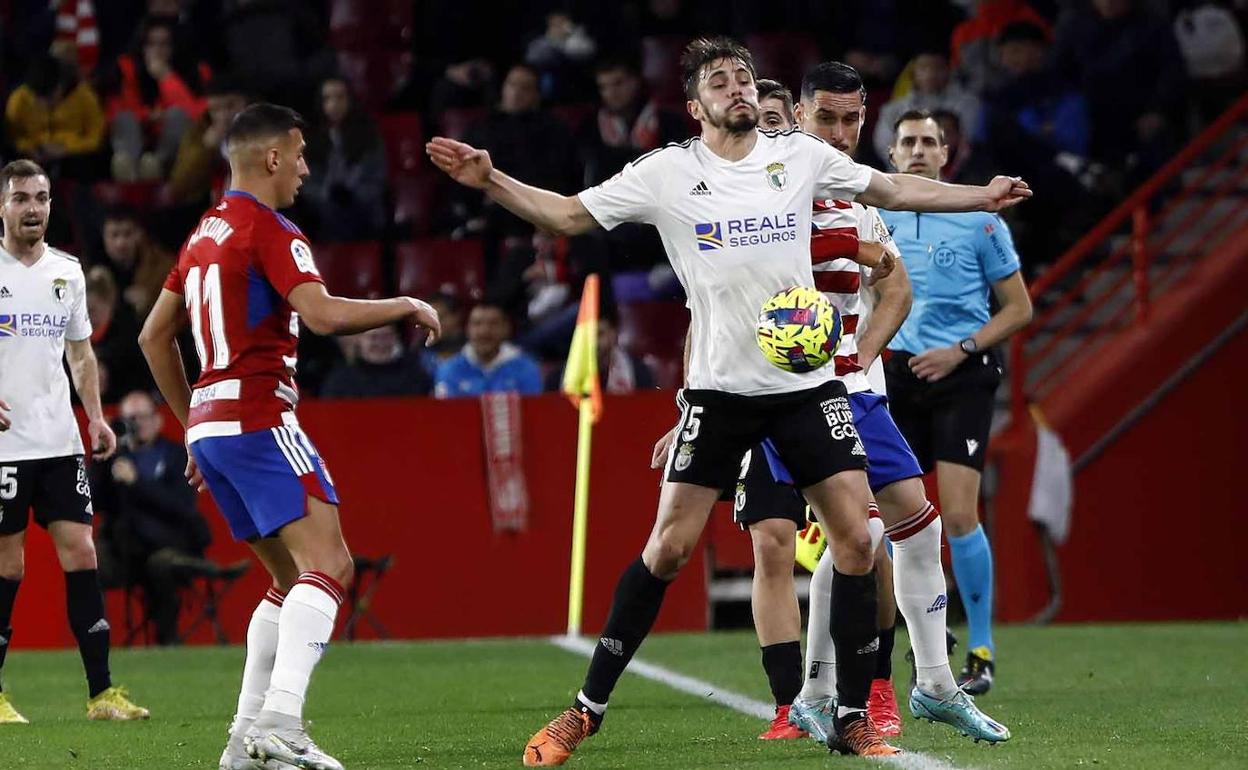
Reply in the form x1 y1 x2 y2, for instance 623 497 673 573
681 406 704 442
0 466 16 500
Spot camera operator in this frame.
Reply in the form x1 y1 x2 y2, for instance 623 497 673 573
94 390 217 644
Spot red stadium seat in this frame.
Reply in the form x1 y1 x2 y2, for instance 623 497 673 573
394 238 485 301
336 51 412 112
436 107 488 141
617 301 689 389
744 33 821 95
329 0 413 50
390 175 437 237
315 242 384 299
378 112 424 177
640 35 690 107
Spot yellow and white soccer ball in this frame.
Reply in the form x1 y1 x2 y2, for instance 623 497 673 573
756 286 843 373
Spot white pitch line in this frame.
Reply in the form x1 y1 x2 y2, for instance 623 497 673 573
549 634 969 770
550 634 774 720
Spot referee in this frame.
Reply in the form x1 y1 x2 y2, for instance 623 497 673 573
879 110 1033 696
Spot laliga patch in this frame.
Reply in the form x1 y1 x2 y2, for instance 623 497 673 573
290 239 320 275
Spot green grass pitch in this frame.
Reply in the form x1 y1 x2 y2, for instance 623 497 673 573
2 623 1245 769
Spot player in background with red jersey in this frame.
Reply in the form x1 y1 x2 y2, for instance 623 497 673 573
139 104 440 770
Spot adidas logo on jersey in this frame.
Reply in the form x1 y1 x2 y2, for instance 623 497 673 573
0 286 10 298
689 180 711 196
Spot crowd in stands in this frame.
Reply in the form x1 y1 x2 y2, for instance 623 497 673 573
1 0 1245 404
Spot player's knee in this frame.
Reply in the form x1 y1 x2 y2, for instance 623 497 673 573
56 539 97 572
831 528 873 574
751 527 794 577
0 547 24 581
941 508 977 537
643 531 695 578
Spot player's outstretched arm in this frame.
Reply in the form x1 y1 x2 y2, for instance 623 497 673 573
139 288 194 426
288 283 441 341
426 136 598 236
859 171 1031 213
65 338 117 460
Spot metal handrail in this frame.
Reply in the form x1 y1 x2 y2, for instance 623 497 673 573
1009 93 1248 422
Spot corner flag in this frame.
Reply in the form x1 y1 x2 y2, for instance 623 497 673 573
561 274 602 422
563 274 601 636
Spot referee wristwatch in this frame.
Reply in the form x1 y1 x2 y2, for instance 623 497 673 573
958 337 979 355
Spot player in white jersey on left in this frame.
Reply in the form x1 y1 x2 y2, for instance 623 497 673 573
0 160 149 724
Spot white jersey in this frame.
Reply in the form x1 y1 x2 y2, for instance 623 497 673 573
0 245 92 461
579 129 874 396
811 200 900 395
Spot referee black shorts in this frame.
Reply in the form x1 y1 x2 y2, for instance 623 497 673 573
665 379 868 492
883 350 1002 474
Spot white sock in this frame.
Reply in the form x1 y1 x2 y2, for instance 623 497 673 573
262 573 344 719
576 690 607 716
232 589 284 735
799 507 885 702
889 507 959 697
799 546 837 700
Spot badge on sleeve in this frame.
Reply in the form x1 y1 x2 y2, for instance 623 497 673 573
290 239 320 275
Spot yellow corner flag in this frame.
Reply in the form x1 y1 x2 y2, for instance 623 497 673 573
561 274 603 422
563 275 601 637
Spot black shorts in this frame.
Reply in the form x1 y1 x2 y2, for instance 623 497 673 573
883 351 1002 473
0 455 94 536
665 379 867 491
719 444 808 530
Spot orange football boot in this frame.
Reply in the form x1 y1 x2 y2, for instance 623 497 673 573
523 707 596 767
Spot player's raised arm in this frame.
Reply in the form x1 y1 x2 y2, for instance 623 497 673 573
138 287 193 426
859 171 1031 214
287 283 441 341
426 136 599 236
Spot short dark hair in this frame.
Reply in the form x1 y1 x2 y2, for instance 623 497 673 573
225 103 306 150
801 61 866 104
0 159 49 196
680 36 756 100
756 78 795 123
893 108 946 146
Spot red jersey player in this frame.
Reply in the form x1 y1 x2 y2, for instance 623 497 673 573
139 104 439 770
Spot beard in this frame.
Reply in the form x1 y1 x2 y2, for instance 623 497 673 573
705 100 759 134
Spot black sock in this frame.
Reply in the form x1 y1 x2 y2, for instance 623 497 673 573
830 568 877 712
874 624 896 681
0 577 19 692
760 641 803 708
65 569 111 698
580 557 670 706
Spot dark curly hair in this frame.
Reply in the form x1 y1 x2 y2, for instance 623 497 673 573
680 36 756 100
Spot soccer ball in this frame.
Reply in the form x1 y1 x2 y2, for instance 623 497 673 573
756 286 842 373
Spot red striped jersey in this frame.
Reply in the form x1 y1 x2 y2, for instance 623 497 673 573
810 198 900 394
163 191 324 443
